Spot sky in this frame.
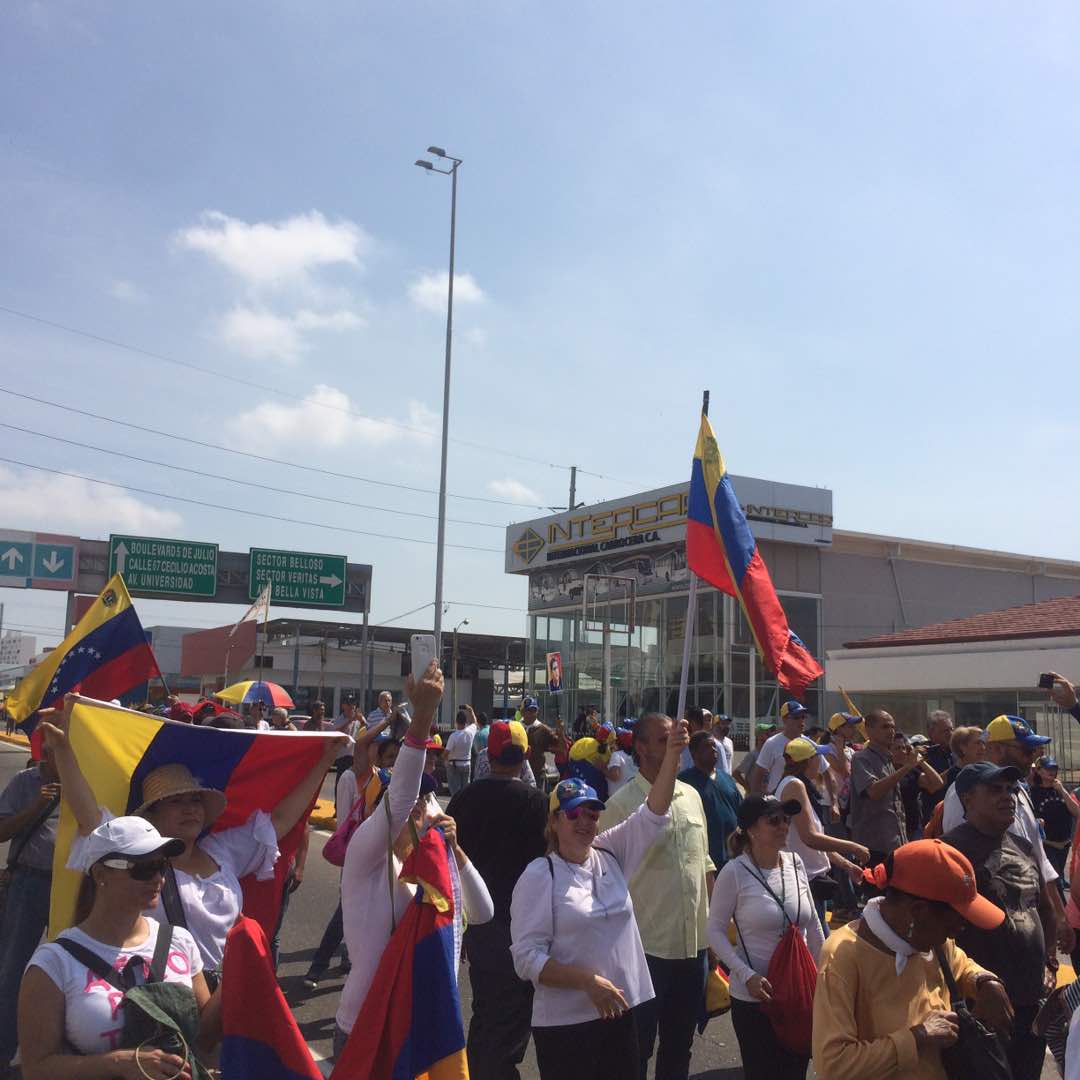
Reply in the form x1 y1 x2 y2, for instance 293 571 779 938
2 1 1080 653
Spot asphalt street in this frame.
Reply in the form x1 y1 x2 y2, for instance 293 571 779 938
0 742 1060 1078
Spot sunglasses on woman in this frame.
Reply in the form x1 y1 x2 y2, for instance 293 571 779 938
100 857 168 881
761 812 792 827
563 806 601 822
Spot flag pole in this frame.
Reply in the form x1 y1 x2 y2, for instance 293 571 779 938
674 390 709 727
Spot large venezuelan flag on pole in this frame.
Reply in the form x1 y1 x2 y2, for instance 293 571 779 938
50 696 330 939
221 917 323 1080
687 412 824 697
7 573 160 726
332 829 468 1080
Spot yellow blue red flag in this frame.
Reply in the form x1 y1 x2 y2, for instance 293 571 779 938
7 573 160 726
687 412 824 697
50 696 329 940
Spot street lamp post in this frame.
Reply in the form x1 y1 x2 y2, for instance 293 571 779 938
414 146 462 670
451 617 469 716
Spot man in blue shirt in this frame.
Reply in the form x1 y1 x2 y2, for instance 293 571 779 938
678 730 742 871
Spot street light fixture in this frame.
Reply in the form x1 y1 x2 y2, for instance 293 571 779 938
451 617 469 716
414 145 463 671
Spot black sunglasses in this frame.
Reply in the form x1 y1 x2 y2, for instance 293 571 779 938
100 857 168 881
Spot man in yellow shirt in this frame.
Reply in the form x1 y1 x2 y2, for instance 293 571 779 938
599 712 715 1080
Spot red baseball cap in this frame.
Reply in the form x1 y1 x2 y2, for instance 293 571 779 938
488 720 528 764
864 839 1004 930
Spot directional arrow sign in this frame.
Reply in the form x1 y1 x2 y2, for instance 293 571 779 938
249 548 347 607
109 535 218 598
32 542 77 582
0 545 27 573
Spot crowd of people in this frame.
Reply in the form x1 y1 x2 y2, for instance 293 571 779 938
5 666 1080 1078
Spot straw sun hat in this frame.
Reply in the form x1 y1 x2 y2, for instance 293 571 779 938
134 763 227 826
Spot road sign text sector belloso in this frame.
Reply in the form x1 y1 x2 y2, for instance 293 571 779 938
248 548 347 607
108 535 219 598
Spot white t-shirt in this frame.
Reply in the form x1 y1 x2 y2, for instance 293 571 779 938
775 775 830 879
27 921 202 1054
755 732 792 792
69 808 279 971
336 769 360 822
510 802 668 1028
609 750 638 795
445 725 476 765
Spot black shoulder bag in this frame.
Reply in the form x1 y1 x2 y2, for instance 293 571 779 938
932 945 1013 1080
57 923 212 1079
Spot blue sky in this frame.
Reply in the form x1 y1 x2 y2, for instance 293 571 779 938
2 2 1079 650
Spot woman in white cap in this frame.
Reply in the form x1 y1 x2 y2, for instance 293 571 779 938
18 815 213 1080
775 736 870 937
508 719 689 1080
708 793 825 1079
41 718 348 981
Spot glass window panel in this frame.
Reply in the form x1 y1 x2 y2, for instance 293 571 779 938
664 597 689 687
696 590 716 683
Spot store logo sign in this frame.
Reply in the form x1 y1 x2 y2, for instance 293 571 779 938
513 528 545 564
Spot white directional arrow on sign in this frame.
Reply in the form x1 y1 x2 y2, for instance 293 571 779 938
42 551 64 573
114 542 128 574
1 547 24 571
319 573 343 588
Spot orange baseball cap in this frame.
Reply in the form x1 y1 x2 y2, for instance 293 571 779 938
863 839 1004 930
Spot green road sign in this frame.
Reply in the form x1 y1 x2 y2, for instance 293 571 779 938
109 535 219 597
249 548 347 606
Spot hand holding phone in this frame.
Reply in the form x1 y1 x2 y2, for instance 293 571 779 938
410 634 437 679
1039 673 1056 690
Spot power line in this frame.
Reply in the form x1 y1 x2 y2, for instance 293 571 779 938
0 304 585 474
0 423 504 530
0 456 504 554
0 387 542 511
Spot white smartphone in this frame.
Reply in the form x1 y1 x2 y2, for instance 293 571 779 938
409 633 437 679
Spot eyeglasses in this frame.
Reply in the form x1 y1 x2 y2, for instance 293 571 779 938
761 813 791 827
100 858 168 881
563 806 600 822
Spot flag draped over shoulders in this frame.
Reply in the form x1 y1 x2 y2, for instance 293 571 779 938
8 573 160 727
221 917 323 1080
331 828 468 1080
50 696 330 939
687 412 824 697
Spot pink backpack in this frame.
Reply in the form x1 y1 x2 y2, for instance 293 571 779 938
322 794 366 867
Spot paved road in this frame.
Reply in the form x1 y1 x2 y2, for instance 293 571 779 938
0 742 1060 1078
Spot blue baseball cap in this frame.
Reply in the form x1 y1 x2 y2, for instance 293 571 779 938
780 700 807 720
1037 755 1059 770
522 697 539 711
954 762 1022 798
549 777 605 814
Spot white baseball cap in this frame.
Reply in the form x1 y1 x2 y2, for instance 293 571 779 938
69 815 185 872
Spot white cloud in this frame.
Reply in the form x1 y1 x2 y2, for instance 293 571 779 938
110 279 145 303
408 271 486 313
487 478 542 505
235 384 437 448
0 466 182 535
219 305 364 362
175 210 369 288
463 327 489 347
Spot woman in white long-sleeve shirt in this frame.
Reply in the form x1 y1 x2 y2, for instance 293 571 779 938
333 662 493 1060
510 718 689 1080
708 793 825 1080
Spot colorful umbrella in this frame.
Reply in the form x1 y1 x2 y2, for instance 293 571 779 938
216 680 295 709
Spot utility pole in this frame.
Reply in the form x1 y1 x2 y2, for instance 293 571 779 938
569 466 577 513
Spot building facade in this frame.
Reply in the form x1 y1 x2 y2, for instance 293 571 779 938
505 477 1080 742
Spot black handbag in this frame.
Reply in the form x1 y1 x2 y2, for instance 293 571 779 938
933 946 1013 1080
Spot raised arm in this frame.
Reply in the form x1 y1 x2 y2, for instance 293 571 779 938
40 714 99 836
646 719 690 816
271 733 350 839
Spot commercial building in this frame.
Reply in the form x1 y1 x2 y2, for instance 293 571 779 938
505 477 1080 741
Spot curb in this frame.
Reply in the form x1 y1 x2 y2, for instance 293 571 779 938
310 798 336 831
0 732 29 749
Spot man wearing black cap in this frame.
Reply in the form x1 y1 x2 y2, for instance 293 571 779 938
943 762 1055 1080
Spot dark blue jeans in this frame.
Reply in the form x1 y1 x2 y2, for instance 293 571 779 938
308 900 348 974
0 868 52 1061
634 950 707 1080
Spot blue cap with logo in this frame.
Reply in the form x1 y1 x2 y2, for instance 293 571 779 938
954 762 1022 798
549 777 605 814
780 700 807 720
522 697 539 711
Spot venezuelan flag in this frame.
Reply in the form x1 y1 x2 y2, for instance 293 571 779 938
50 696 330 940
221 917 323 1080
8 573 160 727
687 412 824 697
332 829 468 1080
